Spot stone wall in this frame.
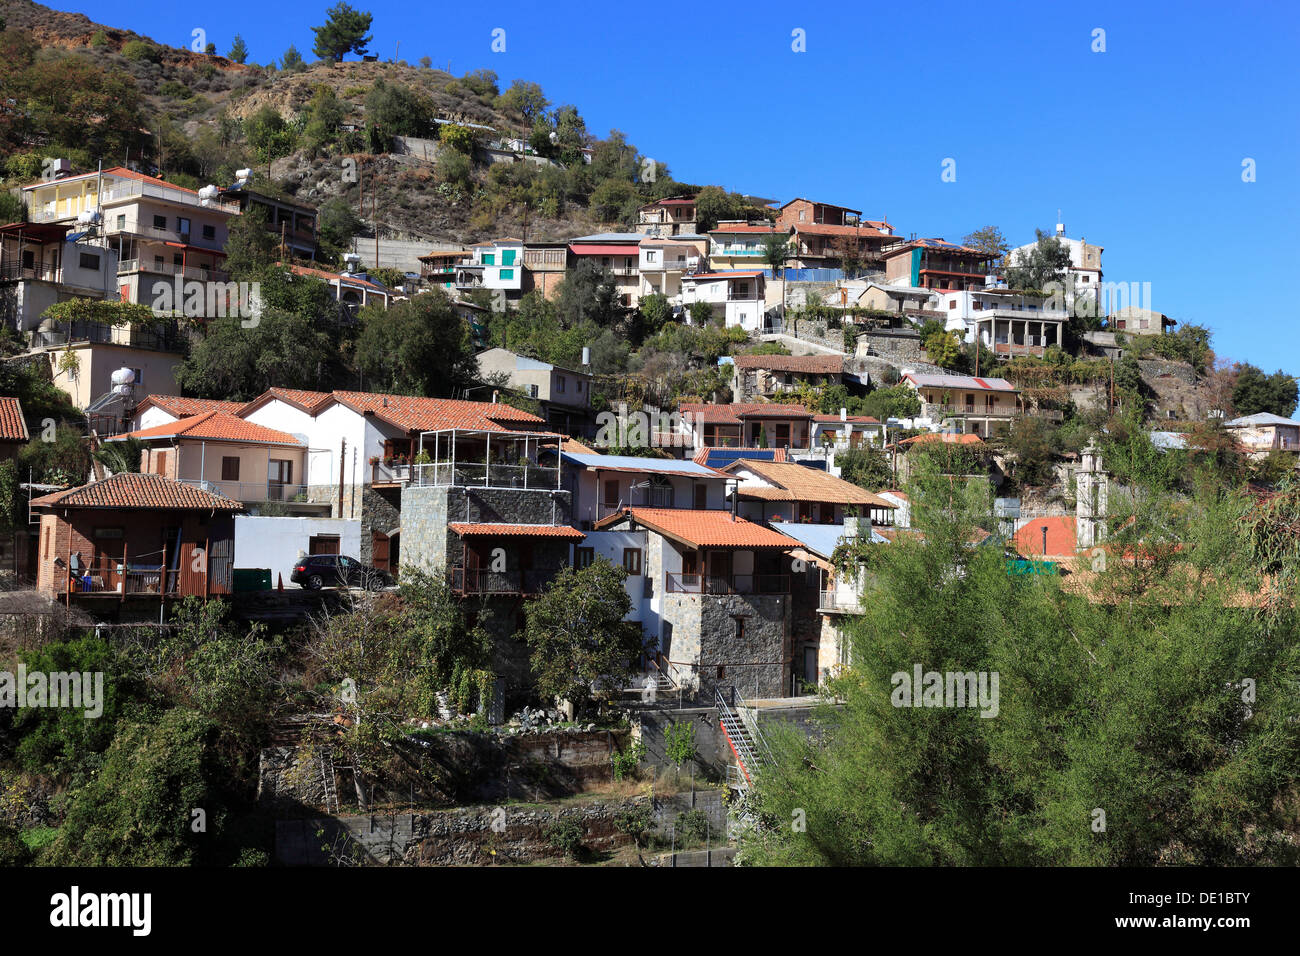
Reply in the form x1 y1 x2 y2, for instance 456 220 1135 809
857 327 924 364
662 592 790 698
274 789 727 865
401 484 573 573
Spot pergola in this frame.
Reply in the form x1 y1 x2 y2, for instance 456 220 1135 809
416 427 563 490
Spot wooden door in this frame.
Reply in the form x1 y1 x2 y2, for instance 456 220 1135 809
371 532 390 572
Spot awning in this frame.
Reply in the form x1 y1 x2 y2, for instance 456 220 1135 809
0 222 71 242
449 523 585 540
568 244 639 256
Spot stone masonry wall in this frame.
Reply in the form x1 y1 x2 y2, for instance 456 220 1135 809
662 592 790 698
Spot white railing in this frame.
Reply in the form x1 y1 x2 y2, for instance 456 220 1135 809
413 462 559 489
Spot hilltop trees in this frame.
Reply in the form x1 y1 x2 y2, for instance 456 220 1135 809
1232 364 1299 418
312 2 374 63
228 34 248 64
962 225 1010 262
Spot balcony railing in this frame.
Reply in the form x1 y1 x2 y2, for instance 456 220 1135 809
53 557 181 596
664 573 790 595
31 320 187 353
0 261 59 283
106 222 224 248
412 462 559 490
818 589 863 613
921 402 1015 419
178 478 310 503
118 259 230 282
449 566 557 595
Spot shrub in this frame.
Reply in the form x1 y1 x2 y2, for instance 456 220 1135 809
544 818 584 857
121 40 159 62
611 740 645 780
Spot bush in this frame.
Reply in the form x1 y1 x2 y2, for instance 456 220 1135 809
612 740 645 780
614 805 653 847
674 809 711 846
121 40 159 62
544 818 584 857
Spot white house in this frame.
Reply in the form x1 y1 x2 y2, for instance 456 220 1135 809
680 271 766 331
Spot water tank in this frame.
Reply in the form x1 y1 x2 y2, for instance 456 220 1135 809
581 347 591 366
110 367 135 387
235 168 253 182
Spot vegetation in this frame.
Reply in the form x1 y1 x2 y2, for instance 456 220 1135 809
312 2 374 63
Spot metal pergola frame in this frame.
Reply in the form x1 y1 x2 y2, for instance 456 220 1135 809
415 427 563 490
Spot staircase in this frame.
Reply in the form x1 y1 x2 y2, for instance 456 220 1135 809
715 688 769 788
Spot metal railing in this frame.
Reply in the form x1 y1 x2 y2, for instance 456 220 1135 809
665 573 790 595
818 589 863 613
117 259 230 282
0 261 59 283
178 478 310 502
30 320 187 353
449 566 557 595
413 462 559 490
54 558 181 596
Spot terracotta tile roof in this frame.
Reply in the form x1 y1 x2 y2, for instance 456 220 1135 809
1013 516 1078 559
331 391 548 433
793 223 890 239
134 395 247 419
238 387 334 416
561 437 597 454
721 460 896 507
287 263 391 293
594 508 800 550
692 447 788 466
0 397 28 442
450 523 585 539
116 411 303 446
709 222 786 234
898 432 990 448
30 473 244 511
732 354 844 374
25 165 200 195
678 402 813 424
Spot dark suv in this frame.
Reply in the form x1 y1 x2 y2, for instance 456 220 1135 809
291 554 394 591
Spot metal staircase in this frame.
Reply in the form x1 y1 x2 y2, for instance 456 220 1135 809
715 687 770 788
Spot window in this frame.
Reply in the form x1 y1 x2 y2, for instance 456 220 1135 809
153 256 164 269
177 217 191 235
202 224 215 240
221 456 240 481
269 459 293 486
576 380 583 393
482 253 495 266
646 250 658 263
694 484 707 509
949 300 957 309
499 268 514 280
556 376 565 393
173 254 183 267
501 249 516 266
78 252 100 270
733 616 746 640
575 547 594 569
92 527 124 539
775 423 790 446
603 479 620 508
42 526 49 559
116 214 126 231
153 215 167 230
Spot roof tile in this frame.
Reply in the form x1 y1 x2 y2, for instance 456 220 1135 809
30 473 244 511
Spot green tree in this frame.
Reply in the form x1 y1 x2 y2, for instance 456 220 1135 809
174 311 337 401
524 559 642 717
497 79 549 121
1004 416 1060 488
922 328 962 369
46 709 233 866
280 43 305 71
364 78 434 137
693 185 744 233
93 436 142 475
860 383 921 422
762 232 791 281
962 225 1010 262
1002 229 1071 294
243 106 297 162
353 290 478 397
223 203 277 277
1231 364 1298 418
317 196 363 252
460 68 499 98
303 85 345 148
837 445 892 490
228 34 248 64
312 2 374 63
438 123 477 154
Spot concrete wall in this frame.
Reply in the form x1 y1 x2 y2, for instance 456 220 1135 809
234 515 361 584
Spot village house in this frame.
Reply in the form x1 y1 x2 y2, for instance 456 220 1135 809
39 320 188 417
730 352 844 402
692 446 788 469
933 287 1069 359
239 388 553 571
475 347 593 436
707 222 790 274
592 506 801 698
721 458 896 525
1008 221 1102 315
567 233 643 308
0 221 120 333
1222 412 1300 455
288 264 394 312
772 199 895 274
676 402 815 452
883 238 996 292
31 472 242 609
635 196 698 237
560 451 730 528
637 236 703 301
1109 305 1176 335
218 175 318 260
455 238 524 301
129 394 247 432
521 241 568 299
901 372 1020 437
22 166 240 313
418 249 469 292
679 271 767 331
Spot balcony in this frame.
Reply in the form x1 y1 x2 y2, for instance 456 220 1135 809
409 461 560 490
0 261 59 283
178 478 312 504
818 589 864 613
920 402 1015 420
449 566 558 596
664 573 790 595
53 557 182 596
31 320 187 353
118 259 230 282
106 222 223 249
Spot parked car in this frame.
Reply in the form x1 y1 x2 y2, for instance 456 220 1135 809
291 554 394 591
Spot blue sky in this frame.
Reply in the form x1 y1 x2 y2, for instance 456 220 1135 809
52 0 1300 374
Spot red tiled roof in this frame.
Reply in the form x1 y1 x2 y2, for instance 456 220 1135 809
24 165 199 195
594 508 800 550
449 523 585 539
898 433 989 448
684 271 765 281
248 387 334 414
134 395 247 419
116 411 303 446
331 391 547 433
30 473 244 511
0 397 28 442
287 264 391 293
793 223 890 239
733 354 843 374
1013 516 1077 559
720 459 896 507
692 447 788 465
709 223 785 234
678 402 813 424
